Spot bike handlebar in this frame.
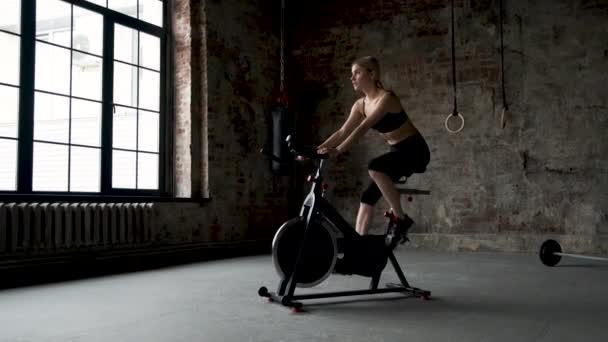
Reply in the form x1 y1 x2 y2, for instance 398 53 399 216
285 135 328 160
260 135 328 162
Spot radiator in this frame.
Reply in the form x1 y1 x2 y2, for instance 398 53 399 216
0 202 156 254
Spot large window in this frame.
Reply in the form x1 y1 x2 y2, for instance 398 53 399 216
0 0 167 196
0 1 21 191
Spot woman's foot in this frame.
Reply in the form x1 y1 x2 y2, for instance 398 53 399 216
385 215 414 248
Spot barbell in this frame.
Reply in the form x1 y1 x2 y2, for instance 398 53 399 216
539 239 608 267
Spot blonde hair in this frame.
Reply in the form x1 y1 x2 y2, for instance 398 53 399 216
352 56 385 89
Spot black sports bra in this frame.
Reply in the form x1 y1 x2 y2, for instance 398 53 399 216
362 99 409 133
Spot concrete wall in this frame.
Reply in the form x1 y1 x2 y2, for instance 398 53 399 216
285 0 608 252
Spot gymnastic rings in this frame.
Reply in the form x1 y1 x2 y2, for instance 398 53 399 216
445 111 464 134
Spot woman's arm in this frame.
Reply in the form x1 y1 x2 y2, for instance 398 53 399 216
317 130 343 149
335 93 392 154
318 100 364 148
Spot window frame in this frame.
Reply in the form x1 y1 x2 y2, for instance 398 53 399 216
0 0 174 200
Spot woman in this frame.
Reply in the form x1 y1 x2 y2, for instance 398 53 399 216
316 56 430 245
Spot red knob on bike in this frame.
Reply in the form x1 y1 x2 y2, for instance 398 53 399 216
322 183 329 192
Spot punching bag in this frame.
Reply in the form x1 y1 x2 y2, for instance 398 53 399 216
269 0 293 176
271 104 293 176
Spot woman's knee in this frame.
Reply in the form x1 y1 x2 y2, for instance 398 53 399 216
369 169 394 184
360 183 382 206
359 202 374 212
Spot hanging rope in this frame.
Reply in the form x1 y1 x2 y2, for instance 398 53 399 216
278 0 288 107
445 0 464 133
499 0 509 128
451 0 457 115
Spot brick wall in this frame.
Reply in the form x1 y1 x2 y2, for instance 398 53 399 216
165 0 607 253
165 0 293 245
285 0 608 252
174 0 193 198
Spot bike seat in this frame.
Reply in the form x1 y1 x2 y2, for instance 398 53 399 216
394 171 430 195
394 166 426 184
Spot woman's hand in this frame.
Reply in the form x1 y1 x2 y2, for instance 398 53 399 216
317 146 341 158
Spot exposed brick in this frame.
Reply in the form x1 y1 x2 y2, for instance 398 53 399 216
137 0 608 254
166 0 292 242
284 0 608 250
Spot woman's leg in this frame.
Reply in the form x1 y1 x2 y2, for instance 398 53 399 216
366 150 417 245
355 203 374 235
359 141 425 237
369 169 414 246
368 170 406 219
358 178 384 235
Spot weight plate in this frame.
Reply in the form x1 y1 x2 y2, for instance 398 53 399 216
539 239 562 267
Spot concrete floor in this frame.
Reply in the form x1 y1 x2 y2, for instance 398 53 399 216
1 249 607 342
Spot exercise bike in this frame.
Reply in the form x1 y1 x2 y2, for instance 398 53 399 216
258 136 431 312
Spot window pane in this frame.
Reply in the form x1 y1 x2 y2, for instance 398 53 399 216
140 32 160 71
71 98 101 147
0 138 17 191
138 68 159 111
109 0 137 19
139 0 163 27
0 0 21 34
137 152 158 190
33 142 68 192
34 92 69 144
70 146 100 192
113 62 137 107
114 24 138 65
138 110 158 152
112 150 136 189
113 106 136 150
36 0 71 48
35 42 70 95
73 6 103 56
0 32 20 86
72 52 102 101
0 85 19 138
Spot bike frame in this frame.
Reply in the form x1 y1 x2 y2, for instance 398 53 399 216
298 159 358 241
259 142 431 310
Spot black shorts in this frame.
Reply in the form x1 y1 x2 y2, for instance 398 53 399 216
361 133 430 205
